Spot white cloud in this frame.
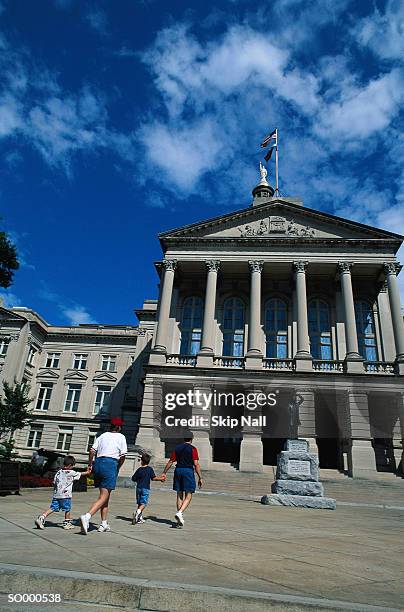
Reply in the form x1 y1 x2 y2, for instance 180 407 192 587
315 69 404 141
84 9 108 36
0 290 22 308
61 305 97 325
353 0 404 61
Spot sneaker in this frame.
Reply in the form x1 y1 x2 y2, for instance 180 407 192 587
35 515 45 529
137 515 145 524
175 511 184 527
132 510 141 525
97 523 111 532
80 514 89 535
63 521 74 530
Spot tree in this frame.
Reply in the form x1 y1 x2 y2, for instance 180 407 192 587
0 381 33 459
0 230 19 288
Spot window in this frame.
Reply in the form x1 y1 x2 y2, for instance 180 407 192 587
222 298 245 357
56 428 73 452
46 352 60 368
87 430 98 452
308 299 332 360
265 298 288 358
35 383 53 411
72 354 88 369
27 345 37 365
64 384 82 413
0 337 9 356
93 385 112 415
180 296 203 355
27 425 43 449
355 300 378 361
101 355 117 371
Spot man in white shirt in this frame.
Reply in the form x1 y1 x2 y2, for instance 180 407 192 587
80 417 127 534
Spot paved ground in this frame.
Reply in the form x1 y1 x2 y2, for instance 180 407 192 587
0 476 404 610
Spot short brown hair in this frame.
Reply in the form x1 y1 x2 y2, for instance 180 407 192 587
64 455 76 467
141 453 151 465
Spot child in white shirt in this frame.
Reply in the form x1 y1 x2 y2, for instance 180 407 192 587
35 455 90 530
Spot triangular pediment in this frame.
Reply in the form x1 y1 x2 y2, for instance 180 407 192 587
92 372 117 383
64 370 88 381
0 307 27 323
37 368 60 380
160 199 403 244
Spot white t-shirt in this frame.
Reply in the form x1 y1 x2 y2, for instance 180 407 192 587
53 468 81 499
91 431 128 460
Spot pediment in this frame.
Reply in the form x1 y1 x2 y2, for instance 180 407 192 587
92 372 117 383
160 200 403 244
36 368 60 380
0 307 27 323
64 370 88 381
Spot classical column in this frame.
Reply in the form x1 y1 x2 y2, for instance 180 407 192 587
293 261 312 371
338 262 363 373
190 384 212 469
199 260 220 354
347 390 376 478
245 261 264 370
134 378 165 462
153 259 177 353
247 261 264 354
239 387 264 472
384 263 404 371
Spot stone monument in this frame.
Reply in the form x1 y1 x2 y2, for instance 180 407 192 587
261 439 336 509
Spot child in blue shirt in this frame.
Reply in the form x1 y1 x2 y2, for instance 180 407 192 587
131 453 165 524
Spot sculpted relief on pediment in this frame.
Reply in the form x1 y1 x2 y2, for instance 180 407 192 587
237 216 316 238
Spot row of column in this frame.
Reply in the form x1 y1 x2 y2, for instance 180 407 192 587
152 259 404 370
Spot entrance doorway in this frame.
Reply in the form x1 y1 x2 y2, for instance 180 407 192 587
315 392 342 470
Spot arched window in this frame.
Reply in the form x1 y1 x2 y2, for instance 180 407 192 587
222 297 245 357
308 299 332 360
265 298 288 358
179 296 203 355
355 300 377 361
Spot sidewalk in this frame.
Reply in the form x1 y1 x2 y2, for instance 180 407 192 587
0 478 403 611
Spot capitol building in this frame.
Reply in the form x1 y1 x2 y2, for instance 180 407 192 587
1 168 403 479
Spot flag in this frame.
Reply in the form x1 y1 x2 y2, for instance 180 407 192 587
264 146 275 162
260 128 277 148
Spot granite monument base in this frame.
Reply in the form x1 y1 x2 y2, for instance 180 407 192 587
261 439 336 510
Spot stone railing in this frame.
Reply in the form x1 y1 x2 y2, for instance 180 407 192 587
263 358 294 371
312 360 344 372
166 354 197 366
364 361 395 374
213 356 245 368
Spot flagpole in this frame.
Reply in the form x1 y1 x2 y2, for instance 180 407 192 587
275 128 279 195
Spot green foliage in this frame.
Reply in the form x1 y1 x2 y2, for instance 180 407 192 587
0 381 34 442
0 231 19 289
0 440 18 460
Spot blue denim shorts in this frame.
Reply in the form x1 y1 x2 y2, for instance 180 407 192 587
50 497 71 512
93 457 118 490
136 487 150 505
173 467 196 493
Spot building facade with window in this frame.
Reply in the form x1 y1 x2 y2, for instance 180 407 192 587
135 173 404 478
1 171 404 478
0 304 155 462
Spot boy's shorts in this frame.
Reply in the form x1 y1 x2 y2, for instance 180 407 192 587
136 487 150 505
50 497 72 512
173 467 196 493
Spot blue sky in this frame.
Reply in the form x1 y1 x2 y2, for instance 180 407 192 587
0 0 403 325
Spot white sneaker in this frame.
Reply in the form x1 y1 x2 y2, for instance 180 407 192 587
137 516 145 524
63 520 74 530
97 523 111 532
35 515 45 529
175 511 184 526
80 514 89 534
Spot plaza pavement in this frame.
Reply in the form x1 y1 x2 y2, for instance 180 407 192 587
0 475 403 611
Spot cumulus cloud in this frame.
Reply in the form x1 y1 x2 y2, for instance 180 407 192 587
0 290 22 308
353 0 404 61
61 305 97 325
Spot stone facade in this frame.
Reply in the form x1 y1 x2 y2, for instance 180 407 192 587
135 177 404 478
0 302 156 463
1 174 404 477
